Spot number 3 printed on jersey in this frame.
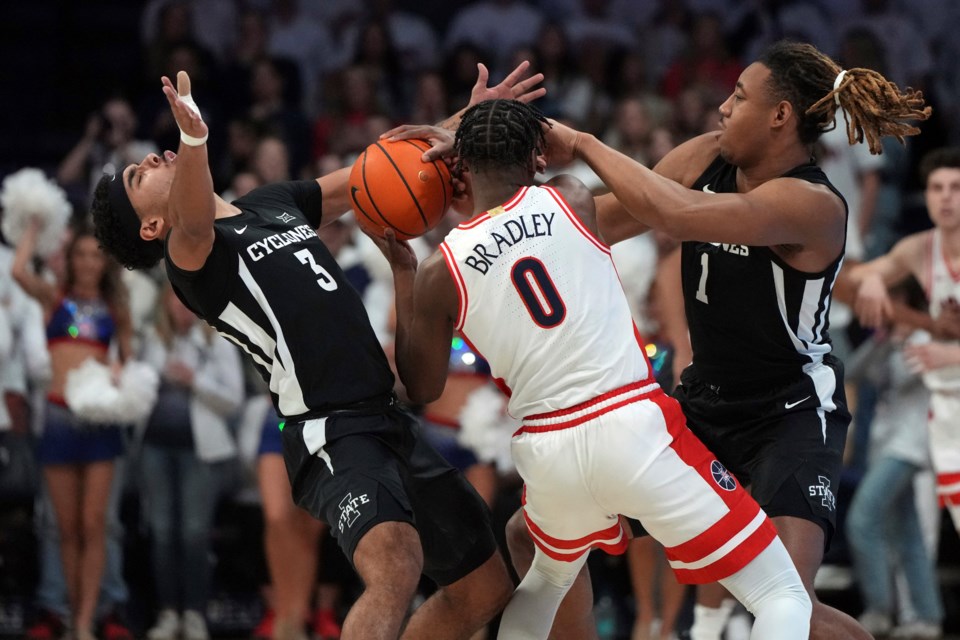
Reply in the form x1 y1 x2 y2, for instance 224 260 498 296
294 248 338 291
511 258 566 327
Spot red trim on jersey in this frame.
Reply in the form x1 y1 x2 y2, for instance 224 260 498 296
925 233 935 299
542 185 610 254
648 392 776 583
457 332 513 398
940 229 960 282
503 186 528 211
454 187 527 230
440 242 469 331
457 212 490 230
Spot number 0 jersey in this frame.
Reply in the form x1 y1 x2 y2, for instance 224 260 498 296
440 185 652 418
165 181 394 420
684 156 847 392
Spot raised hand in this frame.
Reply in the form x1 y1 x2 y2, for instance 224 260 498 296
161 71 208 145
469 60 546 107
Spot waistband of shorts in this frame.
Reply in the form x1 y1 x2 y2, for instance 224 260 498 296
517 379 660 435
284 392 399 423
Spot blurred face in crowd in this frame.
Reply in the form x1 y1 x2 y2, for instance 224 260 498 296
615 98 652 145
69 234 108 292
253 137 290 183
101 98 138 148
926 167 960 232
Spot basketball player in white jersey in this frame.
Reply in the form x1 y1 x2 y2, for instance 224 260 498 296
849 147 960 530
372 99 812 640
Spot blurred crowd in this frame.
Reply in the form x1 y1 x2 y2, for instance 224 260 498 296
1 0 959 639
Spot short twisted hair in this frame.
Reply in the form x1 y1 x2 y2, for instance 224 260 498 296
90 173 164 270
454 99 550 175
759 40 931 154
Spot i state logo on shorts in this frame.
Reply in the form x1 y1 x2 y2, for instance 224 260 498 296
710 460 737 491
338 492 370 533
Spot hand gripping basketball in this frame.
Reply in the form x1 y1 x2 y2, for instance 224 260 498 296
349 138 454 240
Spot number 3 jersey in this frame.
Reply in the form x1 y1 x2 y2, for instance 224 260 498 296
165 180 394 420
440 185 652 418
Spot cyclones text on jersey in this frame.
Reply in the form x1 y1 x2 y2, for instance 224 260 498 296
246 223 318 261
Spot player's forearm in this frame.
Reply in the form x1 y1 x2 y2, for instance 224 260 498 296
391 270 422 398
577 135 694 238
317 168 352 226
595 193 650 245
169 144 216 236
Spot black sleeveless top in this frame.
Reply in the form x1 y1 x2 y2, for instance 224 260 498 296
165 180 395 420
682 156 848 393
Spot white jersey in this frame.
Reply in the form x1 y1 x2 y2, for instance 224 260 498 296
440 185 652 418
923 229 960 392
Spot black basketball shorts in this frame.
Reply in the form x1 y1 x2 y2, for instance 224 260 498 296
280 405 497 586
672 357 852 545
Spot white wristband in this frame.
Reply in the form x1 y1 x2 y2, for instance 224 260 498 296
180 131 209 146
178 92 208 146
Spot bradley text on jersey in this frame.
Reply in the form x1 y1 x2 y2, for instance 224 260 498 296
464 212 556 275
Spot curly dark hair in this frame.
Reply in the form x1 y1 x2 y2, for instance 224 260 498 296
454 99 550 175
91 173 164 270
759 40 930 153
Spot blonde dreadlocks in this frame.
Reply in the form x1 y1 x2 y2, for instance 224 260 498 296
760 41 931 154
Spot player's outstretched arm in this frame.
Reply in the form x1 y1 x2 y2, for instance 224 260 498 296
161 71 216 269
547 122 844 249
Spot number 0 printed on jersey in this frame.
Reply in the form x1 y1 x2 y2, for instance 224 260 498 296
294 248 338 291
511 257 566 328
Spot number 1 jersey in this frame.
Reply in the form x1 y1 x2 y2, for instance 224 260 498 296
440 185 652 419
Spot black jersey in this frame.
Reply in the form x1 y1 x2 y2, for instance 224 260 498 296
165 180 395 420
683 156 847 393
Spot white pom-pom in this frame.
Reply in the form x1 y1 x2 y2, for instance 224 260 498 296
458 384 519 473
65 358 160 425
1 168 72 258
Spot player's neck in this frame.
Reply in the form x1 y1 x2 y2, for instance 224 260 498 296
213 194 242 219
736 146 811 191
470 174 531 216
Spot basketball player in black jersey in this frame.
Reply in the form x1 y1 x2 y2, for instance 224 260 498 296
509 40 929 640
88 66 544 640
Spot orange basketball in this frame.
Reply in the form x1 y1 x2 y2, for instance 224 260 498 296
348 138 454 240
